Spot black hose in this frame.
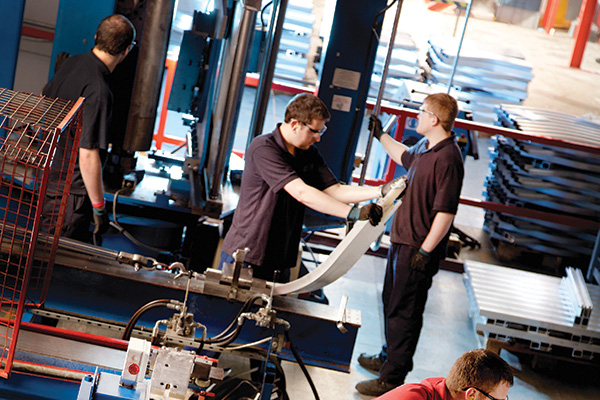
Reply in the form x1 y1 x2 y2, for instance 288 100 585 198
207 295 263 342
111 189 175 256
340 0 398 181
203 295 263 347
273 357 289 400
260 0 274 27
284 330 320 400
121 299 173 340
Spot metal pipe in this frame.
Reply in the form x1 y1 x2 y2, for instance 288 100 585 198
446 0 473 93
209 0 261 199
123 0 177 152
246 0 289 149
359 0 404 185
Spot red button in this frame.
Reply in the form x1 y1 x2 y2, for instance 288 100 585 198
128 363 140 375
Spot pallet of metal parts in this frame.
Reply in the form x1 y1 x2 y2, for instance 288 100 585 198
488 158 600 215
424 36 533 123
483 109 600 262
482 211 595 258
497 104 600 147
488 141 600 211
463 261 600 361
483 191 597 258
260 2 314 84
0 88 83 378
374 32 422 80
367 31 423 102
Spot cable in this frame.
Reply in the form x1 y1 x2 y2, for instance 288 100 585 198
110 189 175 256
121 299 173 340
204 295 264 344
340 0 398 183
371 0 399 40
225 337 271 351
284 330 320 400
260 0 274 27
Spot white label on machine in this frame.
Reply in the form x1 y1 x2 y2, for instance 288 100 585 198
331 95 353 112
332 68 361 90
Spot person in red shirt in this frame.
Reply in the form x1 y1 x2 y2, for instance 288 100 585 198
374 349 513 400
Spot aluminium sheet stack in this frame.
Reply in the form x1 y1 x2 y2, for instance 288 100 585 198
369 32 423 102
426 35 533 124
484 105 600 260
464 261 600 360
261 1 314 84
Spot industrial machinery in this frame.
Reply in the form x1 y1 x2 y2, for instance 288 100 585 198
0 0 449 398
0 171 406 398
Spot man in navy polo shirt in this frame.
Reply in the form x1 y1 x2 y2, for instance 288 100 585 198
43 14 136 244
222 93 392 283
356 93 465 396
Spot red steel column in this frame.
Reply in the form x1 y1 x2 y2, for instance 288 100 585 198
569 0 597 67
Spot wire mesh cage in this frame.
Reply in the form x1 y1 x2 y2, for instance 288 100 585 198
0 88 83 378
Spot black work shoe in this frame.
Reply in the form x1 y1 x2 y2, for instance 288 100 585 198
355 378 397 396
357 353 383 373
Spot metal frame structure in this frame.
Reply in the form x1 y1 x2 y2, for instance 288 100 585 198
464 260 600 360
0 89 83 378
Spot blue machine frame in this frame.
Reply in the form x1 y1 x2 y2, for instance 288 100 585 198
315 0 387 183
48 0 116 79
0 0 26 90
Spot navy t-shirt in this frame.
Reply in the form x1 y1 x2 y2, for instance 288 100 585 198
391 135 464 250
222 125 338 277
42 51 112 195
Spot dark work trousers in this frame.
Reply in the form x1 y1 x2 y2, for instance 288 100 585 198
379 243 440 385
43 193 93 243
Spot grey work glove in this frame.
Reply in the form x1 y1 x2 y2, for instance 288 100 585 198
379 176 406 198
347 203 383 226
369 114 384 141
410 248 431 272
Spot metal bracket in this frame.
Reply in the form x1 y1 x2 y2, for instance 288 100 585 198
336 295 349 334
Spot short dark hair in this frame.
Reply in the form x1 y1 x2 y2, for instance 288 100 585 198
284 93 331 124
95 14 136 55
446 349 514 395
425 93 458 133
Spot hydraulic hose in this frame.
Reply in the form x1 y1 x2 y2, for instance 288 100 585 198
284 330 320 400
204 295 264 344
122 299 173 340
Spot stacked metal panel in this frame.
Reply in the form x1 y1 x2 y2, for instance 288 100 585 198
425 36 533 124
258 2 314 84
464 261 600 360
484 105 600 259
369 32 423 101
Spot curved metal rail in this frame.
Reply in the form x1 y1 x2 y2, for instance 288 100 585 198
273 178 406 295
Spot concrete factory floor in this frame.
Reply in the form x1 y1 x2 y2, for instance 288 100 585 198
215 0 600 398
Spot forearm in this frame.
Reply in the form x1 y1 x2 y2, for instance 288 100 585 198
284 179 352 218
323 183 380 204
379 133 408 166
421 212 455 253
79 148 104 205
